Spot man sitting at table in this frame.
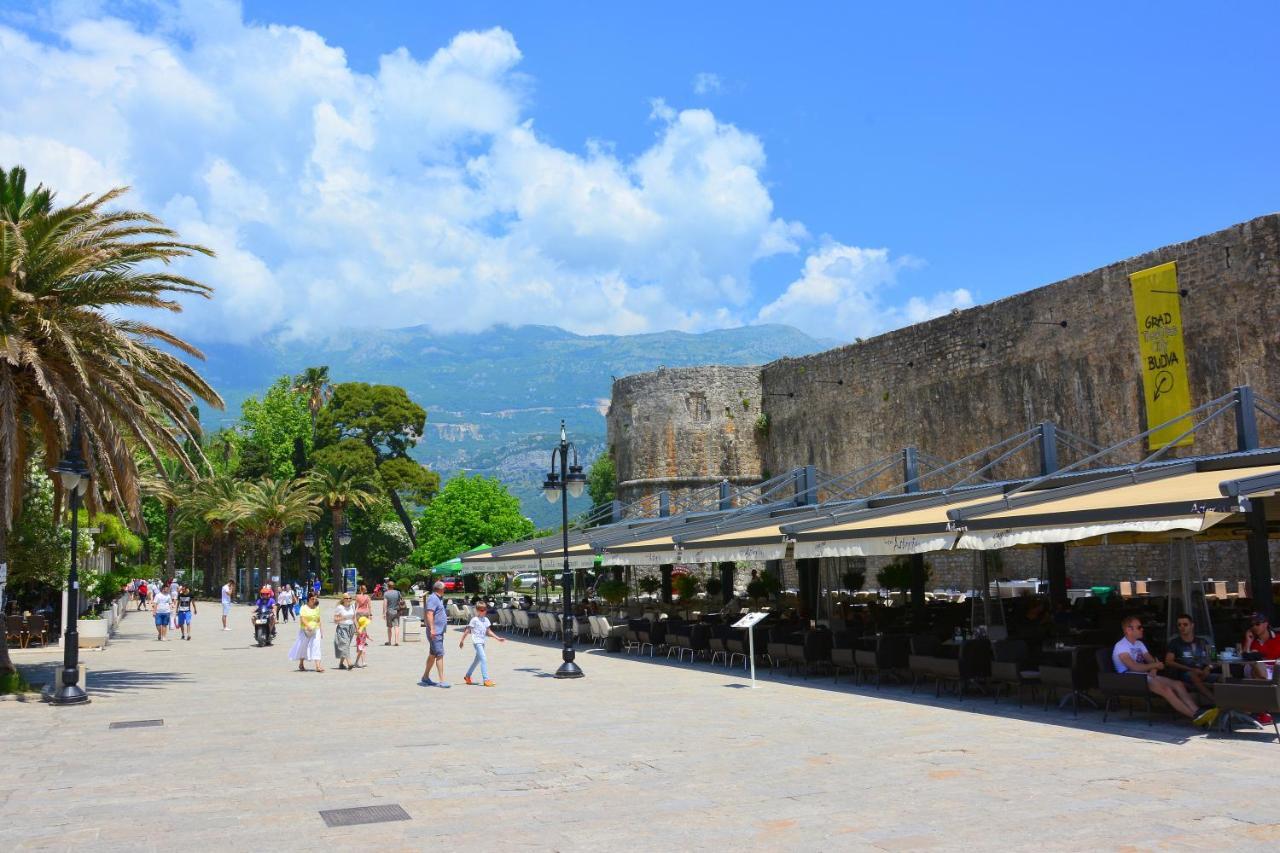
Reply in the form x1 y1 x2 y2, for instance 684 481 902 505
1242 613 1280 680
1113 615 1217 726
1164 613 1216 703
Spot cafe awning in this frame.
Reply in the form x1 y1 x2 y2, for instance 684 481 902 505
948 462 1280 550
675 504 839 563
783 486 1008 558
534 540 599 569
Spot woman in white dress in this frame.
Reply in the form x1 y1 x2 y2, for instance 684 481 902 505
289 593 324 672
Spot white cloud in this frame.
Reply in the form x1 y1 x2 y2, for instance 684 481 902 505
692 72 722 95
756 243 972 340
0 2 947 344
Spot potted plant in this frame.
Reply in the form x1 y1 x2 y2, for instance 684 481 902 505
841 568 866 593
596 579 628 609
637 575 661 599
673 573 701 616
704 576 723 600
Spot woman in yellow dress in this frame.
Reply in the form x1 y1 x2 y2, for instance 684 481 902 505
289 593 325 672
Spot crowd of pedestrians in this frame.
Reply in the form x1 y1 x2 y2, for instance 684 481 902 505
123 574 511 688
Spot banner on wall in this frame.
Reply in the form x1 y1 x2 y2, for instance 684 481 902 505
1129 261 1193 449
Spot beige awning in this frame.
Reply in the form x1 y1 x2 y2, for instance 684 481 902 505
951 464 1280 549
601 533 678 566
787 492 1001 557
534 541 598 570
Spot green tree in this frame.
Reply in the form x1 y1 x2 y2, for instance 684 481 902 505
234 478 320 584
0 166 222 676
316 382 436 544
293 365 332 437
586 451 616 519
307 464 383 592
6 460 71 601
239 376 312 480
409 475 534 569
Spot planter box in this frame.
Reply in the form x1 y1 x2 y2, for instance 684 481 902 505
77 618 109 649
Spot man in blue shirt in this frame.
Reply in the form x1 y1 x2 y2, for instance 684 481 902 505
419 581 450 688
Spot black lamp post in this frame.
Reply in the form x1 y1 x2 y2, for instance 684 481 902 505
337 522 353 593
51 409 91 706
303 523 316 594
542 420 586 678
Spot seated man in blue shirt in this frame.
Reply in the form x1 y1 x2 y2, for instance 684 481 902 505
1163 613 1216 704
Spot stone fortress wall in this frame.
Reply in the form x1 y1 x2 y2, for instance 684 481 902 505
607 213 1280 589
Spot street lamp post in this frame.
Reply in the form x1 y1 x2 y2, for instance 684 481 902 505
542 420 586 679
51 409 91 706
303 523 316 595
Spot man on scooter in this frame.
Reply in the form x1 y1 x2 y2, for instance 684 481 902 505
250 585 277 638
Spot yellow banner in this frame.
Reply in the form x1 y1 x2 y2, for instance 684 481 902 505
1129 262 1193 449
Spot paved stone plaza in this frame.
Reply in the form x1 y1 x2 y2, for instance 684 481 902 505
3 603 1278 851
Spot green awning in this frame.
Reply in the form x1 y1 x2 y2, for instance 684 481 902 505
431 544 492 576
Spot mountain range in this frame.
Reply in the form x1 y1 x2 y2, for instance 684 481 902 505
191 323 834 527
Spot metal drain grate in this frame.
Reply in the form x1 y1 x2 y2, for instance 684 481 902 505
319 804 411 828
109 719 164 729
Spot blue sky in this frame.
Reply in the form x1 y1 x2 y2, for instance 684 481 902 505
1 1 1276 342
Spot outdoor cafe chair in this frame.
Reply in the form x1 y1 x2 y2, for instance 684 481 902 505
587 615 603 645
990 639 1040 706
624 619 645 653
1041 646 1100 717
512 609 530 635
908 635 944 694
709 624 730 665
1095 647 1164 725
24 614 47 648
4 615 25 649
1211 681 1280 740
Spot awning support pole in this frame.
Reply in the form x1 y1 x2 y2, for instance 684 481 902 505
660 564 673 604
719 561 734 603
903 447 927 620
1036 422 1069 610
1234 386 1272 620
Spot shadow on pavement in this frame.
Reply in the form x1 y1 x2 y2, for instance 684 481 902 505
83 668 193 695
509 636 1241 747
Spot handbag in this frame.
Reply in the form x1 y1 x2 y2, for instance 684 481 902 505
397 599 409 617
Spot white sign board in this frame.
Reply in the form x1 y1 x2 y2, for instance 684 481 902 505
732 612 769 630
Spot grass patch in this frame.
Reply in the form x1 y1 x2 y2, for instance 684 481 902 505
0 670 35 695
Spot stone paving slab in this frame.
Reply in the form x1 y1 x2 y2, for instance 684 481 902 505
3 602 1278 850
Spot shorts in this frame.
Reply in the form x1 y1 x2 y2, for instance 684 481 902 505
177 611 192 626
429 634 445 657
154 613 170 627
386 613 401 626
222 602 232 616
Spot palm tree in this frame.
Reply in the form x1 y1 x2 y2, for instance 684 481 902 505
139 455 195 578
307 463 381 592
0 166 222 676
234 478 319 588
180 476 242 590
294 366 332 438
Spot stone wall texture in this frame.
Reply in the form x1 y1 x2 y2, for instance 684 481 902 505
607 213 1280 587
608 365 765 514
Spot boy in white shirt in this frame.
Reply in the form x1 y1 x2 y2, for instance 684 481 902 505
459 603 505 687
152 588 173 641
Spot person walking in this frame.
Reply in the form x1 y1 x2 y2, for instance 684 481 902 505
354 616 370 668
276 584 294 623
333 592 356 671
382 581 403 646
418 581 450 688
354 584 373 628
167 577 180 633
175 584 196 641
460 602 504 686
220 579 235 631
289 593 325 672
152 585 173 641
136 580 149 611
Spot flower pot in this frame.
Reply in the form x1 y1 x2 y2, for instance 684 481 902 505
77 618 109 649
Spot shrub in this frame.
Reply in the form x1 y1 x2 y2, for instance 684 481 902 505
596 579 628 605
704 576 723 598
876 557 932 593
841 569 866 591
637 575 661 596
673 573 700 600
746 578 768 602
